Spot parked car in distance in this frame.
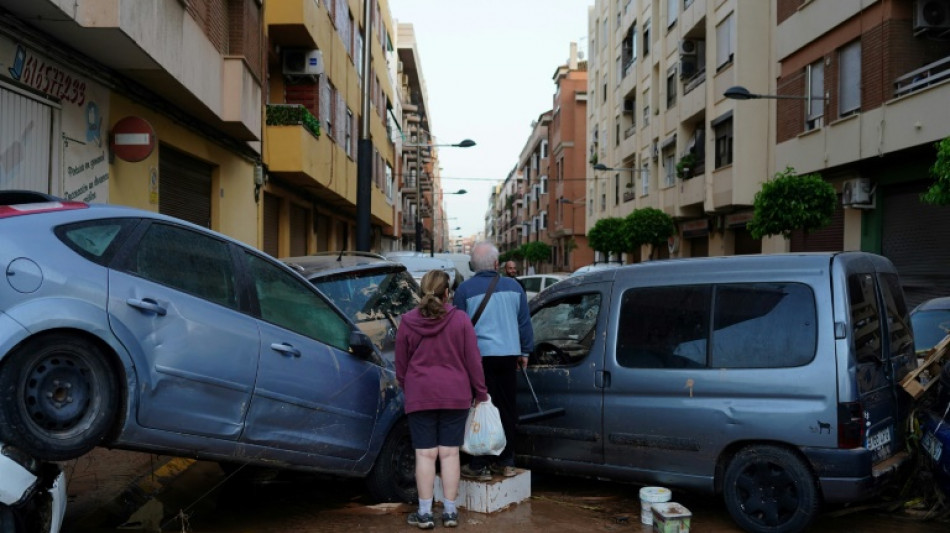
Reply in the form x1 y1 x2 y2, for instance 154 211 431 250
0 194 415 503
517 273 568 300
517 253 916 533
570 262 622 277
432 252 475 283
384 252 460 289
282 252 420 362
1 442 66 533
909 296 950 355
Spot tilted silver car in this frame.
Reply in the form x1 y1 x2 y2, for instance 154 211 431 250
0 194 415 503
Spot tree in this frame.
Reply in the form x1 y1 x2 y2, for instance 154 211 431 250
521 241 552 272
922 137 950 205
587 217 627 260
625 207 675 259
747 167 837 240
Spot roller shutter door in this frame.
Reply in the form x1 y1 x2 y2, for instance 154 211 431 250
289 203 309 256
1 82 54 192
159 147 212 227
881 181 950 310
790 196 844 252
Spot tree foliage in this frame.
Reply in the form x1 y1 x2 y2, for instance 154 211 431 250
521 241 552 264
747 167 837 240
922 137 950 206
587 217 628 256
625 207 675 259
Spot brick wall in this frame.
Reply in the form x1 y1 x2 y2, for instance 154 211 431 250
776 72 806 143
777 0 802 25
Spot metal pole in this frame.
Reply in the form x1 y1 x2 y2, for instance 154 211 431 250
355 0 374 251
415 143 423 252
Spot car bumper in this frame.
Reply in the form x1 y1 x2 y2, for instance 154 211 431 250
801 446 911 503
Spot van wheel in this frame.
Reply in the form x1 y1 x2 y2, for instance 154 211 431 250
722 445 819 533
0 334 117 461
365 419 416 503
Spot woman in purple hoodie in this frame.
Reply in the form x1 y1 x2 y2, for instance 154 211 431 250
396 270 489 529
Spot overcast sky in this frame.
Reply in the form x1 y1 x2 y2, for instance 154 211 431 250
390 0 592 241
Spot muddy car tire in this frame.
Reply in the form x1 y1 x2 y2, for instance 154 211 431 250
0 334 118 461
722 445 819 533
365 419 416 503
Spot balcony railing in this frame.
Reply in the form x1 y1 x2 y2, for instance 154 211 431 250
895 55 950 98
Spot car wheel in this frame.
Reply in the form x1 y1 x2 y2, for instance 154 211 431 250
0 334 118 461
722 445 820 533
365 419 416 503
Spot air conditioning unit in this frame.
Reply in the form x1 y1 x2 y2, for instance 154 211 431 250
680 56 698 79
914 0 950 33
623 99 635 113
282 49 324 76
679 39 698 57
841 177 875 208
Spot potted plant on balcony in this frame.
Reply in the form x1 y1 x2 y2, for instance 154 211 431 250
676 152 697 180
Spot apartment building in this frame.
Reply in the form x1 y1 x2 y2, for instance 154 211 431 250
265 0 397 255
494 167 526 255
588 0 773 262
774 0 950 307
549 43 595 272
1 0 263 245
518 111 552 261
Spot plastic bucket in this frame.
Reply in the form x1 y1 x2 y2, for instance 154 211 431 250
639 486 672 525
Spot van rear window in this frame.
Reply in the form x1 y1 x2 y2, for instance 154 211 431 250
616 283 817 369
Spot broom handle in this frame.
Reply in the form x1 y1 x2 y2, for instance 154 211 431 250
521 365 543 411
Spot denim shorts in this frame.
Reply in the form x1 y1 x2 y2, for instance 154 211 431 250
407 408 469 449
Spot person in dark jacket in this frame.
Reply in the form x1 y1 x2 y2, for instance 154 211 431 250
454 241 534 480
396 269 489 529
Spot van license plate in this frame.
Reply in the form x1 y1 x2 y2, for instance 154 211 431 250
866 427 892 451
922 432 943 462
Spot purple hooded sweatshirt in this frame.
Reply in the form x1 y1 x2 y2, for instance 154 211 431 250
395 303 489 414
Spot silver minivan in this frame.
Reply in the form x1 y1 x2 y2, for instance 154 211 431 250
517 252 916 533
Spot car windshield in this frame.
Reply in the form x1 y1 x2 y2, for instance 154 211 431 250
911 309 950 352
310 270 419 349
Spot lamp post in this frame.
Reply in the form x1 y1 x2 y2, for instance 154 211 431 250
431 215 462 257
723 85 828 101
402 139 475 253
593 163 650 196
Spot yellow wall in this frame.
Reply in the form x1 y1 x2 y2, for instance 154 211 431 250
107 94 260 248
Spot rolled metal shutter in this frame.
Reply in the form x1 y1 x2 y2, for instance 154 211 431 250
289 203 309 256
159 147 212 227
881 181 950 309
1 82 54 192
790 196 844 252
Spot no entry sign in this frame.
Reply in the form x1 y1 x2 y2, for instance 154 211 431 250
111 116 156 162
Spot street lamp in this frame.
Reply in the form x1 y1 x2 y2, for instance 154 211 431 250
723 85 828 101
403 139 476 253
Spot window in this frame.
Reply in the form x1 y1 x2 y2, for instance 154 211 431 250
643 19 651 56
540 210 547 229
663 151 675 187
616 283 816 369
641 164 650 196
529 293 602 366
58 219 136 264
666 67 677 109
345 109 354 157
667 0 678 28
245 251 350 351
615 173 620 205
806 59 825 130
126 223 238 309
714 117 733 168
838 41 861 117
716 13 734 69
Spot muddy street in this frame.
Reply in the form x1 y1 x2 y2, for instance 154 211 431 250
63 452 950 533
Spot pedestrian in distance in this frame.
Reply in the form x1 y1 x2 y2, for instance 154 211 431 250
454 241 534 481
395 269 489 529
504 260 526 290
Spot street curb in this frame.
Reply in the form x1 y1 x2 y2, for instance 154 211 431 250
70 456 197 531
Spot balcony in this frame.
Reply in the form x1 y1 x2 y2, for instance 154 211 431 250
266 0 324 48
895 56 950 98
264 105 393 227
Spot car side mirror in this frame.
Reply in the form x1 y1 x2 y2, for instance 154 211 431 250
349 330 378 361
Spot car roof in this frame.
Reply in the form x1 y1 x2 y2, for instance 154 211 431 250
282 252 407 279
912 296 950 314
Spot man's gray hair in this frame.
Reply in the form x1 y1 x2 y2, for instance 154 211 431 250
470 241 499 272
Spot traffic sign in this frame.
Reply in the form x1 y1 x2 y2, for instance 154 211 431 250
110 116 156 162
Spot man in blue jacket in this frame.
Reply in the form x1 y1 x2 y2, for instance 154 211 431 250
454 241 534 480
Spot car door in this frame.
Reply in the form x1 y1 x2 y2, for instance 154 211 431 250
240 251 383 460
517 283 610 466
108 221 259 440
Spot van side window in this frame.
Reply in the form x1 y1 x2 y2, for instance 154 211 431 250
616 283 817 369
848 273 882 364
878 273 915 364
529 293 601 366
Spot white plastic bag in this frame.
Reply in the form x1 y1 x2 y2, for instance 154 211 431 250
461 396 506 456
